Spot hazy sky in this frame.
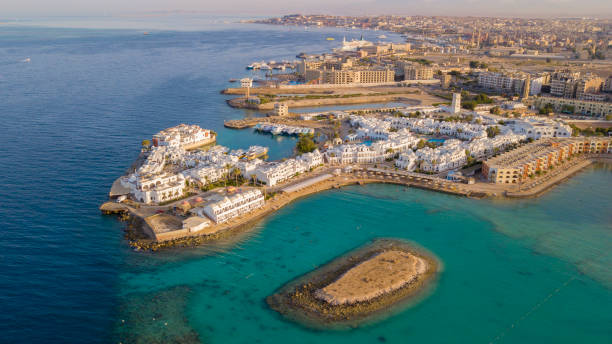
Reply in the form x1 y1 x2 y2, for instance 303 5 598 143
3 0 612 18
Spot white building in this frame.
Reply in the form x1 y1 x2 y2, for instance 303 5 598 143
273 103 289 116
451 93 461 114
130 172 186 204
152 124 213 148
395 151 418 171
240 78 253 88
203 189 265 223
511 118 572 140
254 150 323 186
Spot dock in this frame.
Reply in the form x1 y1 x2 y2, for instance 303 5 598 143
224 119 259 129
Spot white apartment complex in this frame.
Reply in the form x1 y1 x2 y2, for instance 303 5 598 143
203 189 265 223
478 71 545 96
254 150 323 186
152 124 213 148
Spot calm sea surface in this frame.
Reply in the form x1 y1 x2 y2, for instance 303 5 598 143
0 16 611 344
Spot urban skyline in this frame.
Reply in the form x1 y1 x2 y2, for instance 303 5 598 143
2 0 612 18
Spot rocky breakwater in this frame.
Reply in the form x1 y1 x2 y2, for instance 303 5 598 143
266 238 439 329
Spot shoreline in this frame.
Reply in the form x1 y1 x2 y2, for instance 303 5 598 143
102 156 609 251
265 238 440 329
505 155 611 198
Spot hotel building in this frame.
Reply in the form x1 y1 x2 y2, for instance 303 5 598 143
203 189 265 223
534 96 612 116
404 66 434 80
482 138 611 184
152 124 214 149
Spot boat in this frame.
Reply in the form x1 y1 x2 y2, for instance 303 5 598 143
326 37 335 41
229 79 238 82
23 58 30 63
378 34 387 39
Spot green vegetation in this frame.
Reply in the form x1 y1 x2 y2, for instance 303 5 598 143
416 139 438 150
462 93 493 110
486 126 501 138
406 58 433 66
539 103 554 115
589 48 606 60
561 105 575 114
469 61 488 69
569 124 612 137
440 114 474 123
141 139 151 147
296 134 317 153
490 106 501 115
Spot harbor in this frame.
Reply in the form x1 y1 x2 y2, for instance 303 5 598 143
254 123 315 136
104 107 611 250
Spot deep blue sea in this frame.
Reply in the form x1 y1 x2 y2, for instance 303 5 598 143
0 16 611 344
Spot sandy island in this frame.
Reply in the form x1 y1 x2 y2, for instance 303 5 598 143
314 250 427 306
266 239 439 329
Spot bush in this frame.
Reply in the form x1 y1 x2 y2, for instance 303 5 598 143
296 134 317 153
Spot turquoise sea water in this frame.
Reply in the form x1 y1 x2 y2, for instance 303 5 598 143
0 16 611 343
117 165 612 343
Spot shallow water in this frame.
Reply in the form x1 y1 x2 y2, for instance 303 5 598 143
117 166 612 344
0 16 611 344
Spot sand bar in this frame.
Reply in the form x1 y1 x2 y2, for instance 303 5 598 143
266 239 439 329
315 250 426 306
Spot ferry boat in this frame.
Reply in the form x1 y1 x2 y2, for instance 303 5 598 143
340 36 373 52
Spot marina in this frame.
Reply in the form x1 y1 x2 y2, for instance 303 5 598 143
254 123 315 136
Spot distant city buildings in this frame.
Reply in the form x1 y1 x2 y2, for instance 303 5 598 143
305 67 395 85
549 71 605 101
255 15 611 61
404 65 434 80
534 96 612 116
478 71 546 96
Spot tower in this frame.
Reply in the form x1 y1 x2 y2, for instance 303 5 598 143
522 74 531 99
451 93 461 114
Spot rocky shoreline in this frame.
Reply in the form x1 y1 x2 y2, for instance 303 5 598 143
266 239 439 329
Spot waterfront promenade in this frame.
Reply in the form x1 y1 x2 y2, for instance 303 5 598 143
102 152 609 250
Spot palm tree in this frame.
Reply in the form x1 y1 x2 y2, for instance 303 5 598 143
251 174 257 186
232 167 241 185
224 163 232 187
